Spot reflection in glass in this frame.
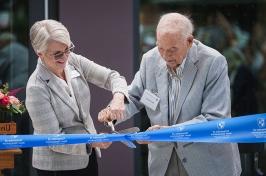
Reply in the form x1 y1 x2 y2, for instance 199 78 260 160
0 0 29 176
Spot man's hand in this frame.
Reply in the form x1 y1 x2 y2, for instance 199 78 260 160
137 125 169 144
91 142 112 149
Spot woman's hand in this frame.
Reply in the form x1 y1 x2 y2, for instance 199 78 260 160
109 92 125 121
98 107 111 122
98 92 125 122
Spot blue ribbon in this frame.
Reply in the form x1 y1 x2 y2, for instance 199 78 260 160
0 114 265 150
129 113 266 143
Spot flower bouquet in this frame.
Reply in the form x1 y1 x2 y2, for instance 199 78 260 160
0 83 26 115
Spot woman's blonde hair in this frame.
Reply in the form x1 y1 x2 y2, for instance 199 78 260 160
30 19 71 53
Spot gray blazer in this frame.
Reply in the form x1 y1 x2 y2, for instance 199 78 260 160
26 53 128 171
125 40 241 176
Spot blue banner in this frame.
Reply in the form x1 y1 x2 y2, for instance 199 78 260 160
0 114 265 150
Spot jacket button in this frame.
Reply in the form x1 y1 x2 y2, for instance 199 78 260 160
182 158 187 163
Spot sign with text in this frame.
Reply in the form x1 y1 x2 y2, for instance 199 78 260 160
0 123 16 134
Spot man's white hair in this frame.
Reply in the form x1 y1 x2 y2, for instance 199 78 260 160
30 19 71 53
156 13 194 39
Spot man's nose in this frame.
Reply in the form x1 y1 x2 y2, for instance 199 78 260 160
159 50 172 59
165 50 173 58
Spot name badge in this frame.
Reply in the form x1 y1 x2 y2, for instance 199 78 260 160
140 89 160 111
71 70 80 78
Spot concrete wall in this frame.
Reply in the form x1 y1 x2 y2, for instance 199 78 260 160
59 1 136 176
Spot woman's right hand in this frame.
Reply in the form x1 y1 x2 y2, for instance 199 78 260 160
98 107 112 122
98 92 125 123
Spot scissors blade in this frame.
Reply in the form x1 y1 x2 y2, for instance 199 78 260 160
121 141 137 148
117 127 140 134
104 121 139 148
107 121 115 131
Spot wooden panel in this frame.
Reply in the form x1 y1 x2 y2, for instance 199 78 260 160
0 149 22 170
0 123 16 134
0 154 14 169
0 122 21 173
0 149 22 155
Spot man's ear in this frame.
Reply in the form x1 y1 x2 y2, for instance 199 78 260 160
187 35 194 47
37 52 43 59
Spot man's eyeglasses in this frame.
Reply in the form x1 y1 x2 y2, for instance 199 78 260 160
49 43 75 60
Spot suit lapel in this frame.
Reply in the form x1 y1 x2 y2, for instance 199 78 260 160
155 58 169 126
37 61 79 117
67 65 85 122
173 43 198 124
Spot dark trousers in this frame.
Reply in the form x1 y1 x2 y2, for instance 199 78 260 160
36 149 98 176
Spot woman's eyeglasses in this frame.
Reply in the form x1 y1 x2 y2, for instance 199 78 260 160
49 43 75 60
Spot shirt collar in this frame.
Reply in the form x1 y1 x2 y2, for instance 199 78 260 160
167 56 187 78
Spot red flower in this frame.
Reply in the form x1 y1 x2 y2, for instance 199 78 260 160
0 96 10 106
0 91 4 99
0 83 26 114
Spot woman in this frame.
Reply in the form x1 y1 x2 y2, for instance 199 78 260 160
26 19 128 176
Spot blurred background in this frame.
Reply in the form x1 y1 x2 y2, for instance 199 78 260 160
0 0 265 175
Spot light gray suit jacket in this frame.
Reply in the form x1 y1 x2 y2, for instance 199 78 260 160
26 53 128 171
124 40 241 176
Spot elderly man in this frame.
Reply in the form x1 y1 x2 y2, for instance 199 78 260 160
99 12 241 176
